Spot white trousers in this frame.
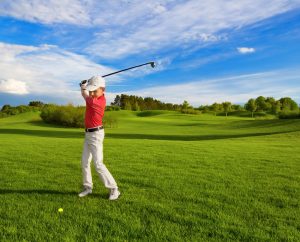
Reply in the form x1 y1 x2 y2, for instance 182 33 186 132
81 129 117 190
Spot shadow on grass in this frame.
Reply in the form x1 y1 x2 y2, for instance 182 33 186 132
0 189 78 195
28 120 84 130
106 131 293 141
0 189 108 198
27 120 64 128
228 119 300 129
0 128 297 141
0 128 84 139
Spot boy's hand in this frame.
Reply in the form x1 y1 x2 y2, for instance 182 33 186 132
80 80 88 100
80 80 87 89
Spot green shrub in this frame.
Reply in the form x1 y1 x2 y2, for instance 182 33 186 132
0 112 8 118
40 104 118 128
136 110 165 117
181 108 201 115
0 103 42 118
16 105 31 113
6 108 20 115
40 104 85 128
1 105 11 112
217 110 252 117
106 105 121 111
29 101 44 107
103 113 118 128
278 111 300 119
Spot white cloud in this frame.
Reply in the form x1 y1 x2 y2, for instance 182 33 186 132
0 79 28 94
0 0 91 25
85 0 300 59
1 41 299 106
117 57 172 79
1 1 299 59
153 4 167 14
0 42 117 104
237 47 256 54
115 69 300 106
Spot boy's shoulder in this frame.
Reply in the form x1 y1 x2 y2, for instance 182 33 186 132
86 94 106 106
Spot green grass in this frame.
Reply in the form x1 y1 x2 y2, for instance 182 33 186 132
0 111 300 241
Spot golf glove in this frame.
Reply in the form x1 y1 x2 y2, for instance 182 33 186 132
80 80 87 90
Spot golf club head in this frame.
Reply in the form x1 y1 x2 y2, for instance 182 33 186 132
150 62 156 68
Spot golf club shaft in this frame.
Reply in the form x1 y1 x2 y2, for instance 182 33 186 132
102 62 155 77
80 61 155 86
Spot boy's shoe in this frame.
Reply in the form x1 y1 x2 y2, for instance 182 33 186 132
109 188 120 200
78 188 92 197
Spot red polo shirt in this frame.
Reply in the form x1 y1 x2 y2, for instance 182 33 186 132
85 94 106 128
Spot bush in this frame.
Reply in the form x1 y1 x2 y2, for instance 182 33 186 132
0 103 42 118
137 110 165 117
40 104 118 128
253 111 268 117
0 112 8 118
40 104 85 128
29 101 44 107
103 113 118 128
255 114 277 120
1 105 11 112
16 105 31 113
6 108 20 115
181 108 201 115
217 110 252 117
106 105 121 111
278 111 300 119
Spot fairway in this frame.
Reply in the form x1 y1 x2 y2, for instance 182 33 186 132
0 111 300 241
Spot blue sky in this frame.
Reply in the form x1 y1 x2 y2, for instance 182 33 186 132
0 0 300 107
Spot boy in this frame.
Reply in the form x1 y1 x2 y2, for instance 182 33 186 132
79 76 120 200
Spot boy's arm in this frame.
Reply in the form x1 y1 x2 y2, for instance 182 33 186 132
81 83 89 100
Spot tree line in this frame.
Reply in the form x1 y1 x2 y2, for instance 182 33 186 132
0 101 44 118
199 96 299 118
111 94 181 111
110 94 299 118
1 95 299 121
244 96 299 118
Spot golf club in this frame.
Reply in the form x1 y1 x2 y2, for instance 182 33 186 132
80 61 156 86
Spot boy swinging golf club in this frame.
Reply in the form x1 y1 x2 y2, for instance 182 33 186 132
79 76 120 200
78 62 155 200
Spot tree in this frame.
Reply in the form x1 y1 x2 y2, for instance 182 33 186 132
198 105 210 113
173 104 181 111
266 97 275 103
211 103 222 115
124 101 132 110
222 102 232 117
255 96 267 111
231 104 243 111
272 101 281 114
29 101 44 107
111 95 121 107
265 97 275 112
120 94 130 109
132 101 140 111
279 97 299 111
1 104 11 112
113 94 182 111
245 99 257 118
181 100 191 113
